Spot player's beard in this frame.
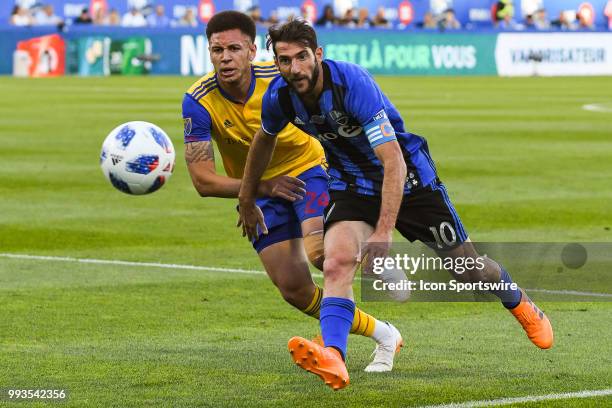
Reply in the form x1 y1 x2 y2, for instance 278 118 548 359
289 62 320 96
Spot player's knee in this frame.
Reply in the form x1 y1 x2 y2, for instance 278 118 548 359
323 254 354 286
304 231 324 271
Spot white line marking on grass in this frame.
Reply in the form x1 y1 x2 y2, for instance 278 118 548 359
418 388 612 408
0 85 179 94
526 288 612 299
1 254 611 298
0 253 267 276
582 103 612 113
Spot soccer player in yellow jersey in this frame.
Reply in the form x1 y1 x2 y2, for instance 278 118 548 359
182 11 403 372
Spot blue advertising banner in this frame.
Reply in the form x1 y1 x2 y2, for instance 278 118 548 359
1 26 611 76
0 26 499 76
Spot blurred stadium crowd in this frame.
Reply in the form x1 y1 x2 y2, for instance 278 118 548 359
7 0 612 30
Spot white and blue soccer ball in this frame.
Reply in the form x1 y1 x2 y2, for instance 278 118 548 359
100 121 175 195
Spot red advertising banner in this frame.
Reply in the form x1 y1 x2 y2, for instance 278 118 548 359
16 34 65 77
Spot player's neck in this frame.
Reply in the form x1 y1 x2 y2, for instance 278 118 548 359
218 71 252 104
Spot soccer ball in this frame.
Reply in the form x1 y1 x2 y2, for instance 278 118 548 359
100 121 175 195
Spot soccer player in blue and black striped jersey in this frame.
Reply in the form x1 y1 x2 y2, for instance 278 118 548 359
238 19 554 390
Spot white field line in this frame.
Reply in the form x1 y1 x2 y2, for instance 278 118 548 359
526 288 612 298
582 103 612 113
0 253 268 277
0 85 179 94
417 388 612 408
1 253 612 298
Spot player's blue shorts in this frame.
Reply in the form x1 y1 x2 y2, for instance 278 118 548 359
252 165 329 253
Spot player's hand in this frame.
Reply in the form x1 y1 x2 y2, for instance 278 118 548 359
360 230 393 274
259 176 306 201
237 201 268 241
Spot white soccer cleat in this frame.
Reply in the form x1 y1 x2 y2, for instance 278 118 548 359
380 264 411 302
364 322 404 373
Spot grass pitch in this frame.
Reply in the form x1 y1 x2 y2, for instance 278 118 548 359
0 75 611 407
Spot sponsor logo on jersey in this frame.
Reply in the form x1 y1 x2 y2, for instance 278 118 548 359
223 119 234 128
338 125 363 138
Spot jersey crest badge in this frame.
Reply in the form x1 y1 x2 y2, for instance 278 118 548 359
330 110 349 126
183 117 192 136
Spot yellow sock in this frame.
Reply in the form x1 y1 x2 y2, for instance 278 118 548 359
300 285 376 337
350 308 376 337
302 285 323 318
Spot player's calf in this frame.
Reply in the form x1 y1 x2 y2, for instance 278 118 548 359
278 283 320 312
440 242 522 307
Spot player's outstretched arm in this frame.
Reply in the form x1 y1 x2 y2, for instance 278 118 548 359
363 141 407 264
186 140 305 200
238 128 278 239
185 141 243 198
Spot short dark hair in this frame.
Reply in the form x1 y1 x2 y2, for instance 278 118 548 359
206 11 256 42
266 18 318 55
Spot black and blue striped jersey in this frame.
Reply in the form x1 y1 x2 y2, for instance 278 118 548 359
261 59 437 196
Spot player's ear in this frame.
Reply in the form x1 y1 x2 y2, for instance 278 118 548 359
315 46 323 61
248 42 257 62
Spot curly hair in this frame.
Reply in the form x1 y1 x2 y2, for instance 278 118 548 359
206 11 256 42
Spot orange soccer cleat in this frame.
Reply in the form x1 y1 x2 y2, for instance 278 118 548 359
311 334 324 347
510 290 554 349
288 336 349 390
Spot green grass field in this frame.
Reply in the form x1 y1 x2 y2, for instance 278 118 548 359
0 76 611 407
